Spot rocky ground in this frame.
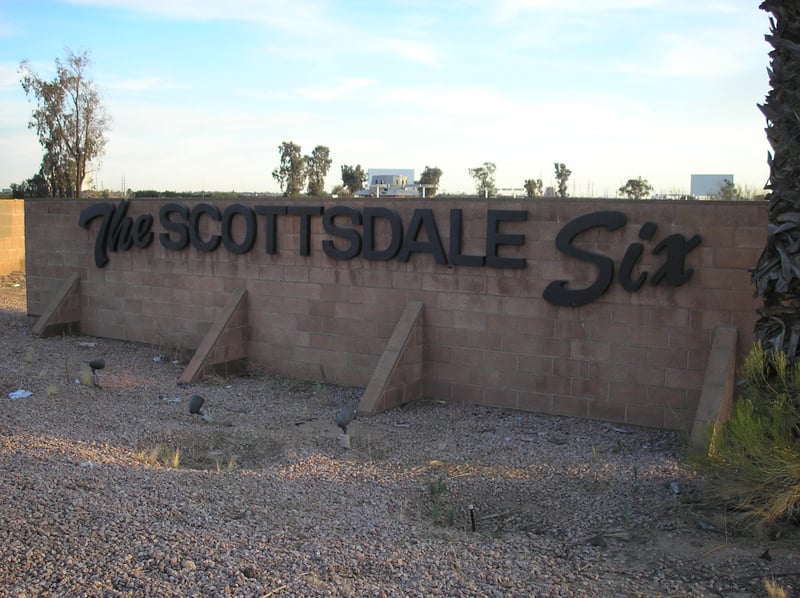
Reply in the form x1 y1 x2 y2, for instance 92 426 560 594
0 272 798 597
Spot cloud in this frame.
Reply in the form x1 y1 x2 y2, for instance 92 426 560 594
0 64 21 90
0 15 17 38
378 39 442 67
614 29 765 79
488 0 663 21
65 0 331 34
102 76 183 92
296 77 377 101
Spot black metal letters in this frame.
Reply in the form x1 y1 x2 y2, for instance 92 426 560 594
78 202 700 306
542 210 702 307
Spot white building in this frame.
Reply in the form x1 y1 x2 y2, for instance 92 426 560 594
356 168 419 197
690 174 733 198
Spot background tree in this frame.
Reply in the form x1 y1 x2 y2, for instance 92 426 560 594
717 178 744 201
618 176 653 200
554 163 571 198
272 141 306 196
751 0 800 360
331 184 350 197
20 49 109 198
305 145 332 196
418 166 442 198
341 164 367 194
11 174 49 199
523 178 543 198
468 162 496 197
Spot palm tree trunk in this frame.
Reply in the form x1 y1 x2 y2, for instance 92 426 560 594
751 1 800 358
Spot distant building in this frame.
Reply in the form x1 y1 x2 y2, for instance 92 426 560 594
690 174 733 197
356 169 420 197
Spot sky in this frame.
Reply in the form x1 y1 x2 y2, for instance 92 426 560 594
0 0 772 197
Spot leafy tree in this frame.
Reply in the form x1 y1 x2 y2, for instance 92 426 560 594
19 49 110 199
523 178 543 198
618 176 654 200
331 184 351 197
272 141 306 196
305 145 332 196
341 164 367 194
717 178 744 201
468 162 496 197
418 166 443 198
554 163 571 198
752 0 800 360
11 174 49 199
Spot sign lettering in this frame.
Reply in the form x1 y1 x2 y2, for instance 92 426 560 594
78 201 701 306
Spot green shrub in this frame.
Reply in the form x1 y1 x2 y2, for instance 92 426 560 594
701 344 800 528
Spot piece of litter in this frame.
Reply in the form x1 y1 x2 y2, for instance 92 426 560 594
160 396 181 403
171 360 180 365
8 389 33 400
669 481 681 495
607 425 634 434
79 461 95 468
153 355 164 362
78 341 97 348
74 379 81 385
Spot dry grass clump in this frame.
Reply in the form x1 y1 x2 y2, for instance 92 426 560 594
699 344 800 532
764 577 790 598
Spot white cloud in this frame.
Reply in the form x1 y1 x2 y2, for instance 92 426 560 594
0 64 21 90
378 39 442 67
296 78 377 101
488 0 664 22
102 76 183 92
65 0 331 34
615 30 766 79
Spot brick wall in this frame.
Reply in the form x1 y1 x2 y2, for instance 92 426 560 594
24 197 767 430
0 200 25 276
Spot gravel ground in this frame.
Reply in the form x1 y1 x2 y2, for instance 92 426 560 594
1 272 798 597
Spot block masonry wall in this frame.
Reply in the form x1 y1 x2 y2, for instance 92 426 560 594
0 200 25 276
24 197 767 430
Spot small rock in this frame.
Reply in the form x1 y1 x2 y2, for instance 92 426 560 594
587 534 607 547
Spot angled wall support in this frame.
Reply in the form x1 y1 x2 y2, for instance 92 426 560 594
358 301 425 416
32 272 81 337
179 288 248 384
689 325 738 458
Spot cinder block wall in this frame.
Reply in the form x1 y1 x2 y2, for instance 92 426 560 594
24 197 767 430
0 200 26 276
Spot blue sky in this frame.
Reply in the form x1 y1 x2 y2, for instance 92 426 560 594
0 0 771 196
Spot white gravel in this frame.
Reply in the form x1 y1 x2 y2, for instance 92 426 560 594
1 275 798 597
